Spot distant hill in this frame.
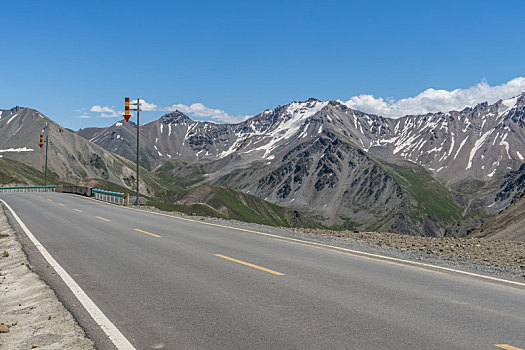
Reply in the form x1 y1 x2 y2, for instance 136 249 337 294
469 192 525 241
174 185 322 228
468 164 525 241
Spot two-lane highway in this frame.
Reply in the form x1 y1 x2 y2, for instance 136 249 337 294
1 192 524 349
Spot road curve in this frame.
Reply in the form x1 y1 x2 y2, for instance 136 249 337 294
1 192 524 350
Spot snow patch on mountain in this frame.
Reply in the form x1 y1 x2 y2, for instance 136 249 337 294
6 113 18 125
252 100 328 158
0 147 34 153
498 96 519 117
454 136 469 159
466 129 493 170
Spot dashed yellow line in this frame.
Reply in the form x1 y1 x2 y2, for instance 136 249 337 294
73 209 83 213
495 345 523 350
133 228 161 238
214 254 285 276
46 198 53 202
96 216 111 222
58 203 65 207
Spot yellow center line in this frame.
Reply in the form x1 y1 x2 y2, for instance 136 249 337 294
96 216 111 222
47 198 53 202
58 203 65 207
73 209 83 213
214 254 285 276
495 345 523 350
133 228 161 238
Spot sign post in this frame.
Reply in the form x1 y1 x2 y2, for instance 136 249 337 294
123 97 142 205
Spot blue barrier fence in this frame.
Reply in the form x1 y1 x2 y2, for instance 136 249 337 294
92 188 125 198
92 188 129 205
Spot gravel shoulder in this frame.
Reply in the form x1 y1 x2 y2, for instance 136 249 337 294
133 204 525 284
0 208 94 350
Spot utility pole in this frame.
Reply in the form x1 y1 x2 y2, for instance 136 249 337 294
40 130 49 185
125 98 142 205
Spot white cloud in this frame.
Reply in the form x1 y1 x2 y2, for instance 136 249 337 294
100 113 122 118
89 98 248 123
163 102 250 123
90 105 116 114
89 100 158 119
76 115 90 119
86 77 525 123
341 76 525 118
90 105 122 118
131 99 158 111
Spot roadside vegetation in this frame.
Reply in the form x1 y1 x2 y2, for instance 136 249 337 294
0 158 320 229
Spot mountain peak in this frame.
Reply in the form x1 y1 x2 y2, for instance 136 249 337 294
306 97 321 103
161 110 192 124
515 91 525 106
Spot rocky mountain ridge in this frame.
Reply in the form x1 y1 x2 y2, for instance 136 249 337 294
79 93 525 184
77 95 525 235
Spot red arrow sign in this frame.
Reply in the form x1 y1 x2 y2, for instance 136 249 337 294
123 97 131 122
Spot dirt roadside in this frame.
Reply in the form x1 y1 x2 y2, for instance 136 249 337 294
0 210 94 350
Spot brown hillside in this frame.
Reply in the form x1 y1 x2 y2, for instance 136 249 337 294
469 192 525 241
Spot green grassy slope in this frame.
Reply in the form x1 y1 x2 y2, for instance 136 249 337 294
0 158 67 186
379 160 463 225
175 185 323 228
153 159 207 188
113 155 187 200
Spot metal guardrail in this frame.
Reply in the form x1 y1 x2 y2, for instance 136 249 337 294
0 185 129 205
92 188 129 206
57 185 92 197
0 185 56 192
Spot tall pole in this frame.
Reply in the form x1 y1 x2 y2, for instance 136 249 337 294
44 135 49 186
135 98 140 205
124 97 141 205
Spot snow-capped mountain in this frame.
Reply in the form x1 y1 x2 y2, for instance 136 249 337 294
80 93 525 183
75 93 525 235
75 94 524 235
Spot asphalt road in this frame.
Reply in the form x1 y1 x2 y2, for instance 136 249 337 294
1 192 524 350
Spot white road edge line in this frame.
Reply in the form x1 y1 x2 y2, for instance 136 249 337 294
101 199 525 290
0 199 136 350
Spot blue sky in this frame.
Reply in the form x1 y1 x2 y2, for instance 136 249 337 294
1 0 524 129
